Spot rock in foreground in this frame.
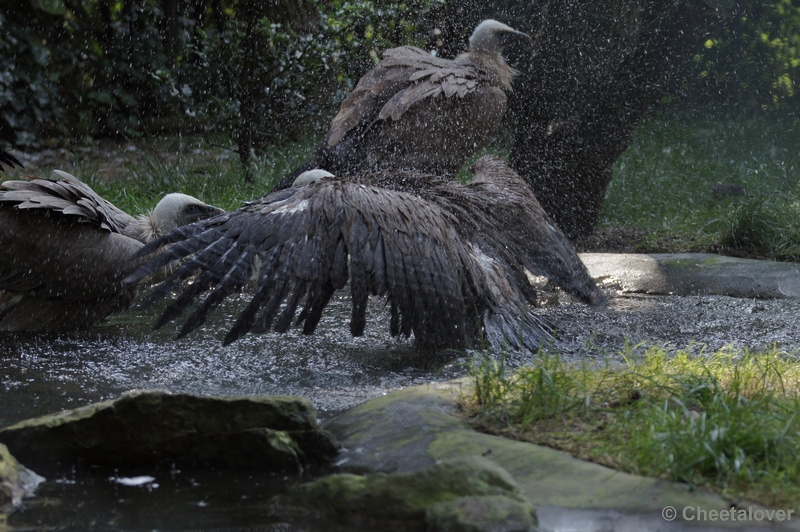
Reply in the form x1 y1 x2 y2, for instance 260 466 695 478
275 455 539 531
0 390 339 475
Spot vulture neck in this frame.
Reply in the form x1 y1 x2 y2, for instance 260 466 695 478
459 51 517 91
128 214 164 244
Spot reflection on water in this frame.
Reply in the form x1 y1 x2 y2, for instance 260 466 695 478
9 466 296 530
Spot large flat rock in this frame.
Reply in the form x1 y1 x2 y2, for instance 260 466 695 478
326 383 799 531
581 253 800 299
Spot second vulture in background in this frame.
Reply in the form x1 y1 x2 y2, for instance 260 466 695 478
127 156 604 351
276 19 531 188
0 171 224 332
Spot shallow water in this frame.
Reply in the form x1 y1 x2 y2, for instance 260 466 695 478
0 293 467 428
3 288 800 529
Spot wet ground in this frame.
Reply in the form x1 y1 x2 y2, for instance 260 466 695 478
3 284 800 529
3 287 800 427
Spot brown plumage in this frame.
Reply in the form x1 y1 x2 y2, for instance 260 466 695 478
276 20 530 189
0 171 224 332
127 156 603 351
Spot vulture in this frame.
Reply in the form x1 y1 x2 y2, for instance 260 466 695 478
126 155 604 351
0 171 224 332
0 149 22 173
276 19 531 188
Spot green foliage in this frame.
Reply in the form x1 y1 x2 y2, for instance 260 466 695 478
466 344 800 506
681 0 800 113
0 0 441 149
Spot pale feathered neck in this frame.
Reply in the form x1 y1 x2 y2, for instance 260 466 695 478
130 213 163 243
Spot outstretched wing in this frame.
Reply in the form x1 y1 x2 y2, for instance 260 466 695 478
127 180 552 350
431 156 606 307
0 170 136 233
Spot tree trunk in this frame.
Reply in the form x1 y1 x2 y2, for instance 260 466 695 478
507 0 734 239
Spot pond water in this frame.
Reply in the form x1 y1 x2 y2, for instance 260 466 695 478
3 288 800 529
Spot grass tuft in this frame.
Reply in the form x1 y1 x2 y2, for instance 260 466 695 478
464 343 800 507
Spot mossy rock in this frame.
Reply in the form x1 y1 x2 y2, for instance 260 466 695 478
275 455 538 531
0 390 339 474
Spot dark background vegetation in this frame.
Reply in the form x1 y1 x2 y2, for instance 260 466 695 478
2 0 799 235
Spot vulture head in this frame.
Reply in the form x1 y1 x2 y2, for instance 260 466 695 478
152 193 226 232
139 193 225 243
292 169 335 188
469 19 532 56
465 20 532 88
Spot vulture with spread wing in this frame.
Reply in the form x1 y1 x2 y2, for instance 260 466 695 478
0 171 224 332
127 156 604 351
276 19 531 188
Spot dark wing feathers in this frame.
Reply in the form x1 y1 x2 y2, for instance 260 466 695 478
275 46 507 189
326 65 415 147
130 179 553 350
375 51 494 124
0 171 135 233
131 158 600 351
428 156 606 307
0 150 22 173
379 82 443 122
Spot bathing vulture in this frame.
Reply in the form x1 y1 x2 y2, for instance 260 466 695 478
0 171 225 332
275 19 531 189
127 155 604 351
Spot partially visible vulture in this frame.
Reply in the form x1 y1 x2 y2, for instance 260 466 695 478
0 171 224 332
127 155 604 351
276 19 531 188
0 149 22 173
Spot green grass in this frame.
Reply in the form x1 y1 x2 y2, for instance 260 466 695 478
606 114 800 259
465 344 800 507
61 136 318 215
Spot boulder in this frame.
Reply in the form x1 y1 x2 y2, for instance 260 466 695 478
0 390 339 475
275 455 539 531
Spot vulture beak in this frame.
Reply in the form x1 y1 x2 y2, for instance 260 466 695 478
183 204 225 225
499 28 533 49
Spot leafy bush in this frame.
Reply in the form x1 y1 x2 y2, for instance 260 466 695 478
0 0 441 150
